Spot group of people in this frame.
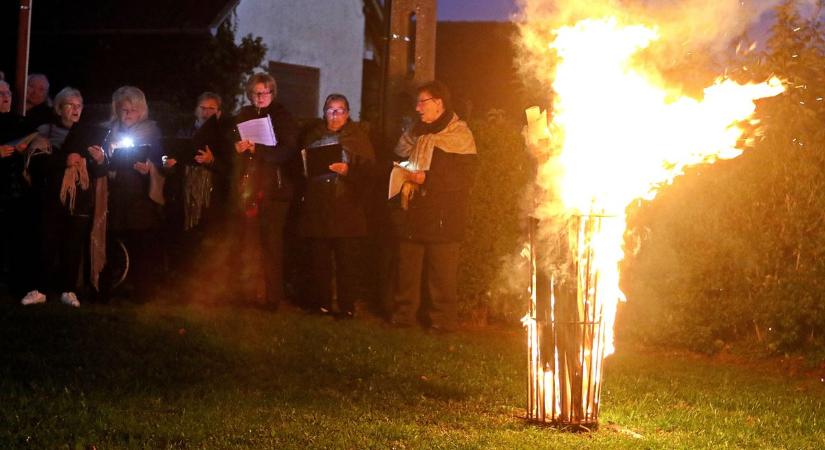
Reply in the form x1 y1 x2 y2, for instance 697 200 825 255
0 72 477 332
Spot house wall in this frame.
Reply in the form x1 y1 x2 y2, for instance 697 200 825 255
235 0 365 119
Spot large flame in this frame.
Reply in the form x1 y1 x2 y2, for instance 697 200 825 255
520 2 784 425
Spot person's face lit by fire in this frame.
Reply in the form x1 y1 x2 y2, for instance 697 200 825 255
0 83 11 113
195 98 221 126
26 77 49 111
252 83 273 109
59 95 83 127
324 99 349 132
117 101 141 128
416 90 444 124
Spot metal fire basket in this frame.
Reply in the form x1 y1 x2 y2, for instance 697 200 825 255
525 213 612 430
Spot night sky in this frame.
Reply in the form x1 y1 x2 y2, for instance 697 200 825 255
438 0 519 21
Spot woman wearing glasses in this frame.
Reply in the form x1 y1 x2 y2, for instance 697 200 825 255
389 81 478 332
297 93 376 318
232 73 299 309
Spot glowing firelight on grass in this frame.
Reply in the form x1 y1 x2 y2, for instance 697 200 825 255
519 7 784 428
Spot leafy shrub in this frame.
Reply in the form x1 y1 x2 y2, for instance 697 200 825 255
459 118 534 323
620 0 825 356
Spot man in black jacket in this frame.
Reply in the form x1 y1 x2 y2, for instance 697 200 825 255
390 81 478 331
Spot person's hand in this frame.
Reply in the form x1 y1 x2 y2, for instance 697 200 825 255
195 145 214 164
164 157 177 169
234 139 255 154
0 145 14 158
407 170 426 184
329 162 349 176
67 153 83 167
133 161 150 175
88 145 104 165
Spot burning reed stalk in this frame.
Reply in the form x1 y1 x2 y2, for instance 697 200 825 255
525 213 611 430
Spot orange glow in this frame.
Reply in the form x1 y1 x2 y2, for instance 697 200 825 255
520 5 784 426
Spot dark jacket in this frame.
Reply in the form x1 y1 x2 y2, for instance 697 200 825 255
233 102 299 204
21 102 55 134
298 119 376 238
53 123 109 217
107 119 164 231
392 113 478 243
166 115 234 228
0 111 27 207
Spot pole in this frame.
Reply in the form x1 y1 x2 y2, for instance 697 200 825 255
15 0 33 116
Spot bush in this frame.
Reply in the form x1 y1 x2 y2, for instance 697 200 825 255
620 0 825 356
459 117 534 323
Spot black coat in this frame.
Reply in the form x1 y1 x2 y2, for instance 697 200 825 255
393 147 478 243
0 112 27 206
298 119 376 238
233 102 299 204
107 120 164 231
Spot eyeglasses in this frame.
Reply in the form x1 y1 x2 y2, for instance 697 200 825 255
416 97 434 105
63 103 83 110
325 108 348 116
254 91 273 98
0 91 11 98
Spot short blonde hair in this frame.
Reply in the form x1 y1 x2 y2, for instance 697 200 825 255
245 73 277 102
110 85 149 123
53 87 82 115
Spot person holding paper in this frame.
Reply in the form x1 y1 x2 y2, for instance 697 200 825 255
232 73 299 309
389 81 478 332
297 93 376 318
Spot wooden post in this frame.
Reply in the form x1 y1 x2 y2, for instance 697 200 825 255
15 0 33 116
381 0 436 151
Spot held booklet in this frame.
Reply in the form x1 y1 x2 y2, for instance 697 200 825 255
301 143 343 178
162 137 198 163
110 144 150 170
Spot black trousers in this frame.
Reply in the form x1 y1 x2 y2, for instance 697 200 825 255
392 240 460 329
258 200 290 306
6 198 42 299
306 237 365 314
54 214 91 294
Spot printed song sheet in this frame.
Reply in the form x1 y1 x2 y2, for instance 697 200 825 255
388 162 414 199
237 117 277 146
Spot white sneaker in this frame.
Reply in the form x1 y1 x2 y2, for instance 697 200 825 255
60 292 80 308
20 290 46 305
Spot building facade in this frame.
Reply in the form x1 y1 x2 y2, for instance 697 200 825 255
235 0 366 119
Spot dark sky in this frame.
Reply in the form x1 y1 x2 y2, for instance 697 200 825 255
438 0 518 21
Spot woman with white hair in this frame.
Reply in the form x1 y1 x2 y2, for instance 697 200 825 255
19 87 106 307
101 85 164 301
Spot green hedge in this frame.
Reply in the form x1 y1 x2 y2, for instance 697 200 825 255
459 118 533 323
619 1 825 356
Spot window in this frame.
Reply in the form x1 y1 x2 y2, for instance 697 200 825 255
268 61 320 119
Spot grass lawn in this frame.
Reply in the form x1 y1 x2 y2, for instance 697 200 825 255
1 301 823 449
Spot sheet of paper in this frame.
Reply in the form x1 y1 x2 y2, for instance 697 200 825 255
388 162 413 199
237 117 277 146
